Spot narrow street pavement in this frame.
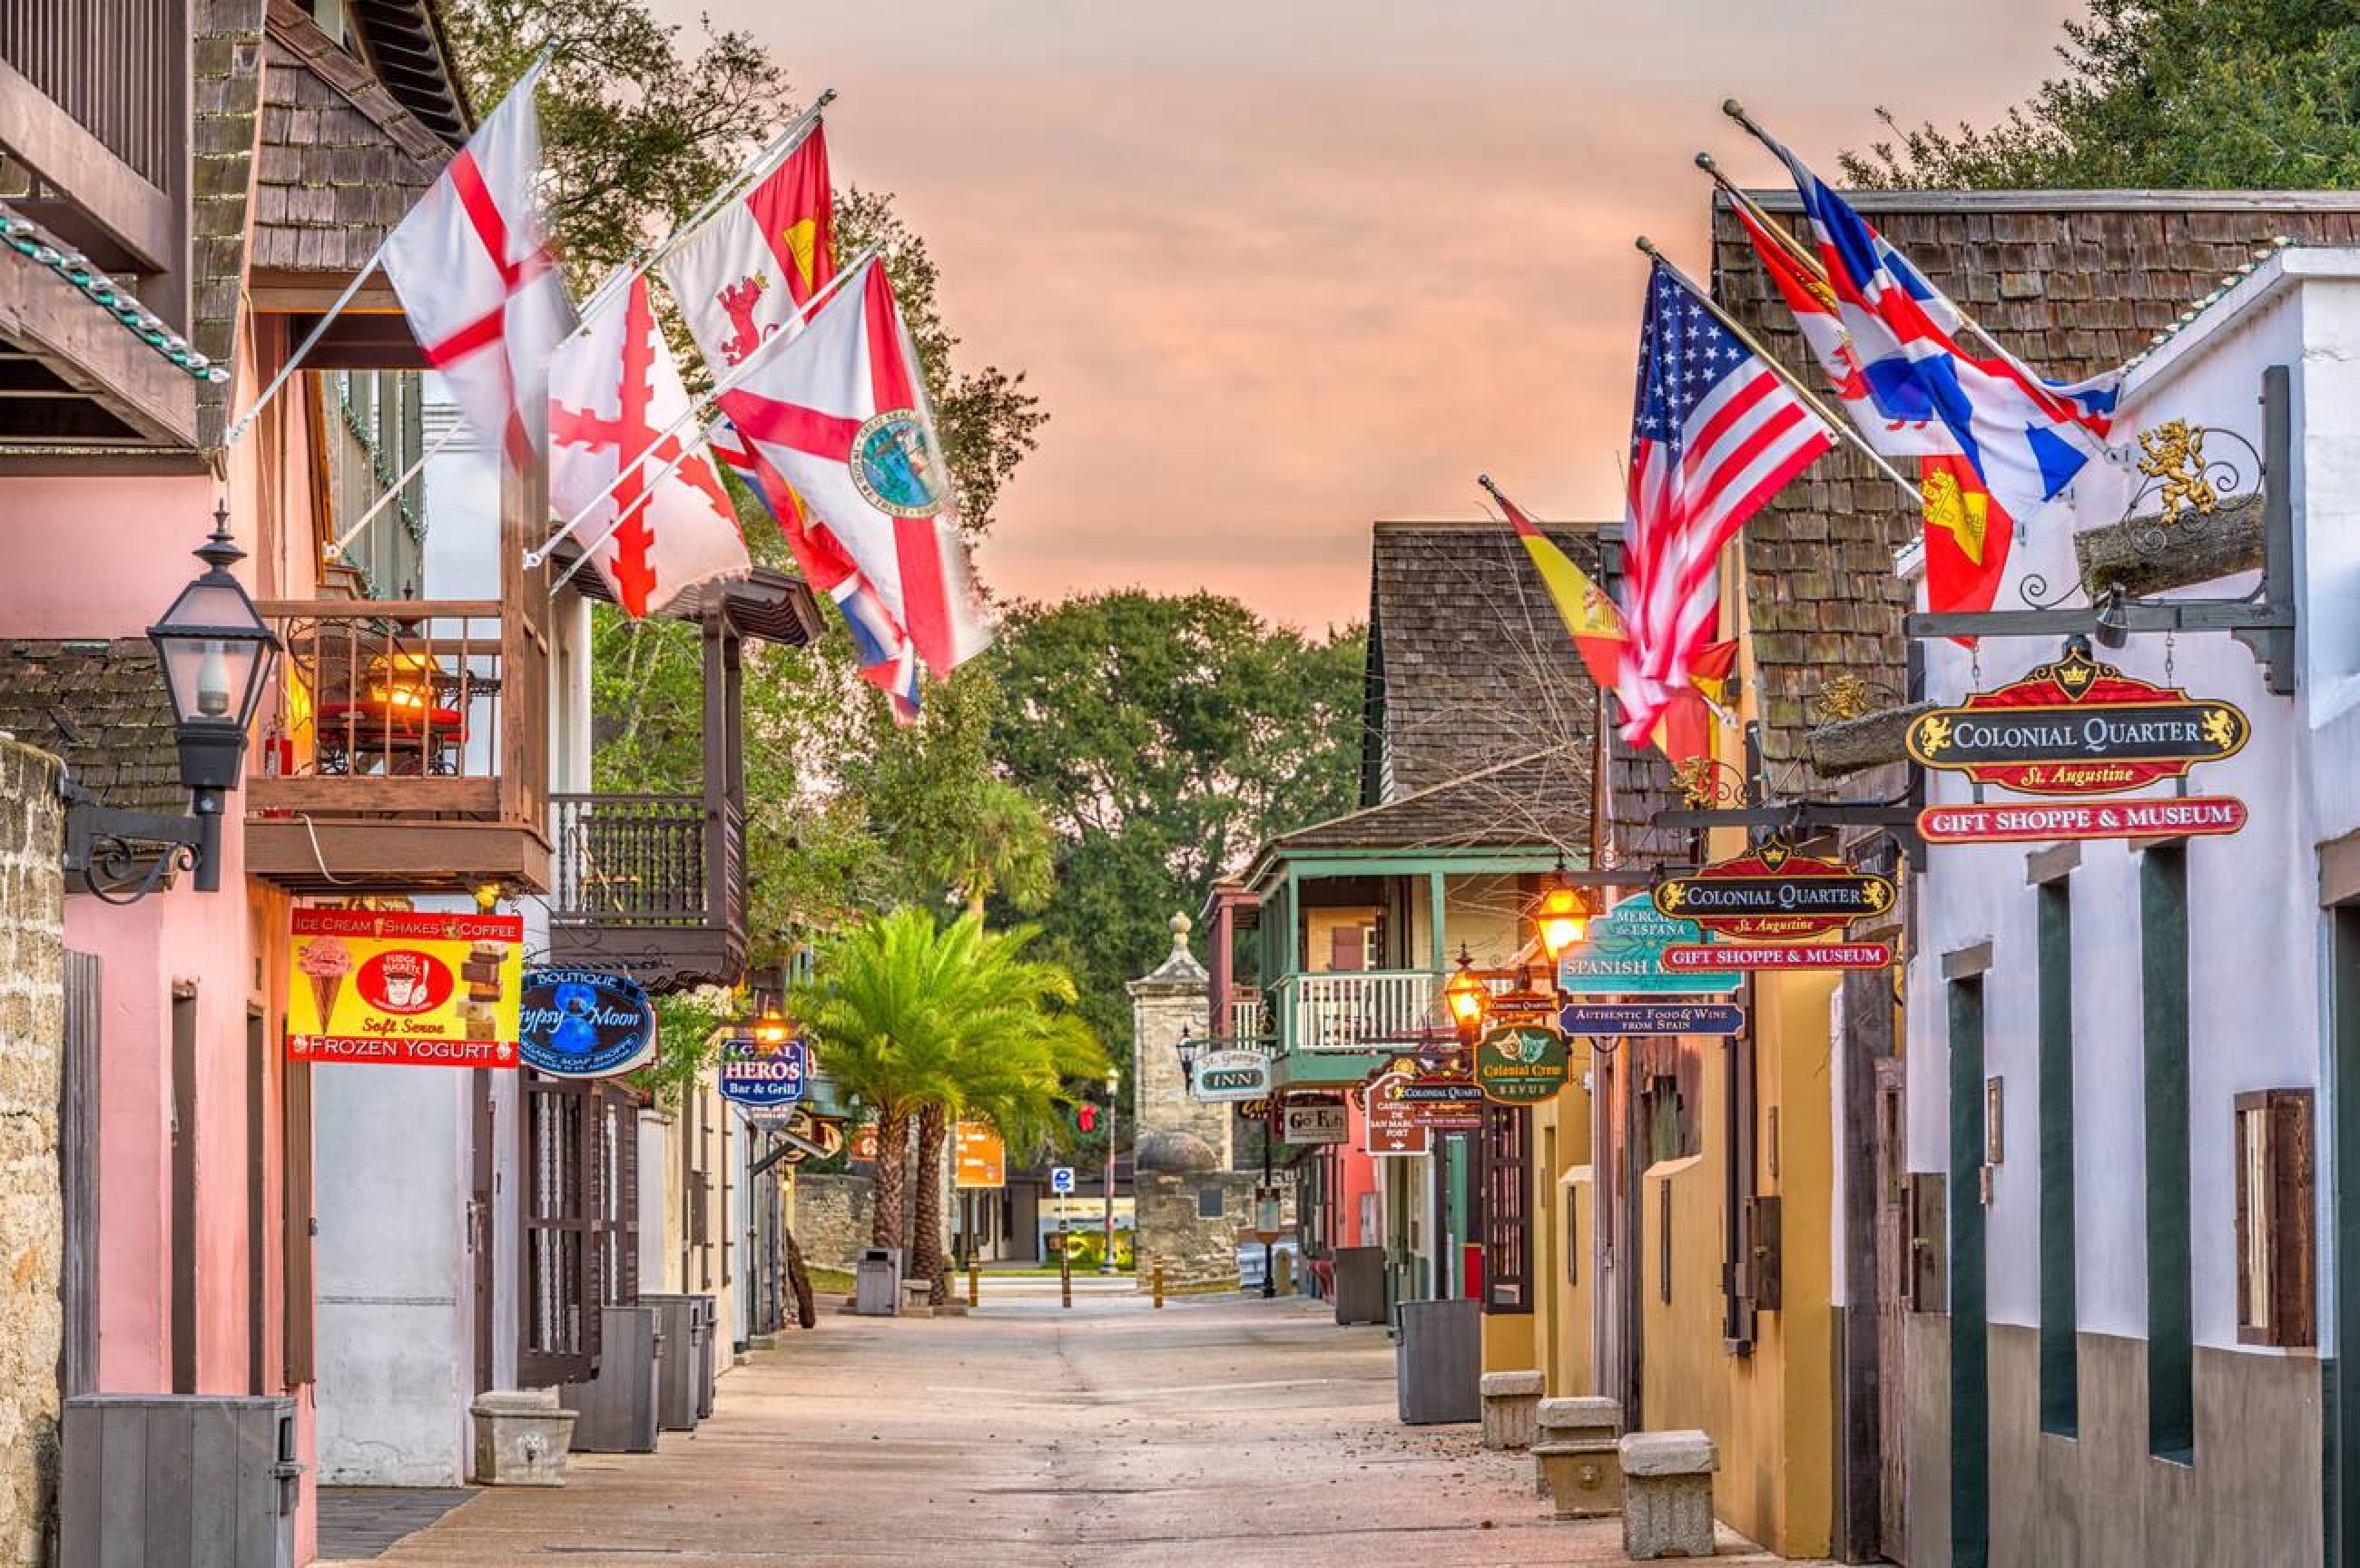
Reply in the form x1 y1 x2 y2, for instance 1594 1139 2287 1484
329 1290 1813 1567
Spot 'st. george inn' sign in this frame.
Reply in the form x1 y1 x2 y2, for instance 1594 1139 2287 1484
1905 641 2249 797
1652 838 1895 943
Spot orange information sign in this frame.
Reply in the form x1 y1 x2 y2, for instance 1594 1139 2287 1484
287 907 523 1068
954 1122 1007 1189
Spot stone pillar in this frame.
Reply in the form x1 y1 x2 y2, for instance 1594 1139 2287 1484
1127 913 1227 1162
0 740 64 1567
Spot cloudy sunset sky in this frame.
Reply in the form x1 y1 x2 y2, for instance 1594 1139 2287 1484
653 1 2079 630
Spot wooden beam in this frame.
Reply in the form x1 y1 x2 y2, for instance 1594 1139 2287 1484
243 817 550 893
1807 702 1935 779
247 776 499 815
0 55 178 270
243 270 407 314
0 251 195 447
2075 492 2266 598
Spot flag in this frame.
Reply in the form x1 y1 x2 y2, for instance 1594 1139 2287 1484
547 276 749 618
379 62 575 467
1921 453 2013 620
709 421 923 723
1495 482 1725 768
1758 131 2119 527
709 255 990 677
1618 260 1834 749
663 123 836 374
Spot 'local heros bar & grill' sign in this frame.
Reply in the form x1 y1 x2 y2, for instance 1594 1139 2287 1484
1651 838 1895 943
289 908 522 1067
516 968 657 1079
1474 1024 1570 1105
1906 642 2250 798
718 1034 809 1109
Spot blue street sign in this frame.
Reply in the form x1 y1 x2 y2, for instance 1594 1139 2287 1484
718 1034 809 1109
1050 1165 1076 1195
517 969 657 1079
1556 894 1740 995
1559 1002 1747 1037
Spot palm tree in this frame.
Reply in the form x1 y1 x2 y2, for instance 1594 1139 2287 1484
935 776 1055 920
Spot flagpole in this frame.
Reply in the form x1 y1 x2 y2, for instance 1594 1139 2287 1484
533 241 883 584
1718 100 2060 382
1695 152 1824 279
1635 236 1922 507
221 45 559 452
323 417 466 561
562 89 836 340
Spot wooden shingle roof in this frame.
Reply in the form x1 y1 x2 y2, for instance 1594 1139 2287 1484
1610 189 2360 859
1257 746 1590 871
0 641 184 815
251 0 451 277
1363 520 1604 807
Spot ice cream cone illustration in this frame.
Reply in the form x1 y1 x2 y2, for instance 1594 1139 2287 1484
299 936 354 1030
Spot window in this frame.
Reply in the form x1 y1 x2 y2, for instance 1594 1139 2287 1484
2037 882 2078 1436
1480 1105 1532 1314
1197 1187 1224 1220
2140 848 2193 1461
2234 1089 2316 1348
520 1073 599 1384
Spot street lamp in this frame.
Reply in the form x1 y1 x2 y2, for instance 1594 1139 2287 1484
1175 1032 1202 1091
1100 1069 1120 1275
69 505 280 898
1533 871 1600 965
1443 945 1490 1044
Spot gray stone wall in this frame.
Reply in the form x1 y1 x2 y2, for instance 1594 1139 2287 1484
0 740 64 1568
792 1174 875 1272
1128 914 1229 1161
1135 1172 1256 1289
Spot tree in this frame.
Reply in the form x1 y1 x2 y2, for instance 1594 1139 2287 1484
1844 1 2360 190
988 592 1367 1060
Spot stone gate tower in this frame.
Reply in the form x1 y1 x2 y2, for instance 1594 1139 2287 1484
1127 913 1252 1288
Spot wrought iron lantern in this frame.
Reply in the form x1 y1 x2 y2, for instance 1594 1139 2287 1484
1532 871 1600 964
1442 946 1490 1043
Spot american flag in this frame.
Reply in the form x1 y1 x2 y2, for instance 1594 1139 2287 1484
1618 260 1834 746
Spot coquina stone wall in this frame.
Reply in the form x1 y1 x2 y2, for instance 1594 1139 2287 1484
792 1174 876 1272
0 740 64 1568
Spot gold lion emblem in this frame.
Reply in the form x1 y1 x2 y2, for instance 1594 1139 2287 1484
2202 708 2238 750
1915 715 1954 755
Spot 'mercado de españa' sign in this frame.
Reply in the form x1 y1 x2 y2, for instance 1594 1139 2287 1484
1906 642 2248 797
1557 894 1739 995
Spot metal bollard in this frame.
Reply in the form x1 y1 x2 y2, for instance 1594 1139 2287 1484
1153 1263 1165 1308
968 1262 979 1308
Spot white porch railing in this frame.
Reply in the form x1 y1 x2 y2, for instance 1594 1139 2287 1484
1226 993 1269 1041
1277 970 1441 1053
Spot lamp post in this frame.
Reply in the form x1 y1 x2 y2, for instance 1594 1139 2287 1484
1443 945 1491 1046
1175 1031 1201 1092
68 506 280 899
1100 1069 1120 1275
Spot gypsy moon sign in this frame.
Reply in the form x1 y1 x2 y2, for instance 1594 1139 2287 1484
1920 795 2247 845
1906 642 2248 796
517 968 657 1080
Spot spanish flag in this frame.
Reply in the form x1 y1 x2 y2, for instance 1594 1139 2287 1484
1489 480 1724 769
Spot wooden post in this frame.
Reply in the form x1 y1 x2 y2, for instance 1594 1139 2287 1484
967 1260 979 1308
1058 1220 1072 1309
1153 1263 1165 1309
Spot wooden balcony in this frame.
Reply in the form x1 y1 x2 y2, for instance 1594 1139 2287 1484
244 596 551 894
546 792 747 992
1273 969 1443 1054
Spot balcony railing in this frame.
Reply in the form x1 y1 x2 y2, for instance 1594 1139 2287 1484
244 597 549 893
547 792 748 991
1274 969 1442 1054
1227 992 1270 1042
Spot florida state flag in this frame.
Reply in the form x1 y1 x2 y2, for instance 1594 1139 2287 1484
547 276 748 617
710 256 990 676
663 123 835 372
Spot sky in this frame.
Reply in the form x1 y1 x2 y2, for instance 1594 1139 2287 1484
654 0 2080 632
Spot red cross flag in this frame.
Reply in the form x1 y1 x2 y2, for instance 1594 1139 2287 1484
710 256 989 676
547 276 749 617
380 63 575 468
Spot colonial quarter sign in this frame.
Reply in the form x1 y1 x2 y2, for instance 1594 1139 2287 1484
1651 838 1895 943
1905 640 2249 797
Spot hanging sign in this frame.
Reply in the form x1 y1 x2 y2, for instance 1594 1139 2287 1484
1906 642 2249 796
1919 795 2247 846
1363 1073 1432 1157
1559 1001 1746 1037
1194 1047 1273 1103
1280 1093 1350 1145
718 1034 809 1108
516 968 656 1080
1473 1024 1570 1105
1557 894 1739 995
1378 1069 1485 1131
1652 838 1896 943
1234 1096 1274 1122
955 1122 1007 1189
288 907 522 1068
850 1120 880 1162
1664 942 1891 972
747 1107 845 1163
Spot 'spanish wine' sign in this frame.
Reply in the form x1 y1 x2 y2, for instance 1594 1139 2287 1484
1652 838 1895 943
1906 642 2249 797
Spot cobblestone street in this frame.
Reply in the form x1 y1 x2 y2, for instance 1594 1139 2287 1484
322 1291 1805 1567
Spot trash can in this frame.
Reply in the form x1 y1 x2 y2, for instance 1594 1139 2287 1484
560 1305 662 1452
62 1395 302 1568
1394 1297 1480 1425
854 1248 902 1316
690 1294 717 1417
641 1295 703 1431
1332 1246 1386 1326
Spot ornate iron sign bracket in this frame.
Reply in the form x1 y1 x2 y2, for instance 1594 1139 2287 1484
1652 799 1925 871
1903 366 2296 697
62 776 204 905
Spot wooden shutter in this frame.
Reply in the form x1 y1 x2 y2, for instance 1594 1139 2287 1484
2234 1089 2316 1348
520 1073 599 1384
282 1055 315 1386
1480 1104 1532 1315
587 1085 639 1307
1330 926 1365 974
60 952 100 1396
